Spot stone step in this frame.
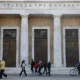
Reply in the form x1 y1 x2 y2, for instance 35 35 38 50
5 67 73 75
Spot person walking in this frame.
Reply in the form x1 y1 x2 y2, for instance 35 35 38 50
0 60 2 79
34 61 39 74
31 59 35 73
19 60 27 76
47 61 51 76
1 58 7 78
43 61 47 75
38 61 43 76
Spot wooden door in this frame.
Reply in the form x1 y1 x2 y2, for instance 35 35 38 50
34 29 47 62
3 29 16 67
65 29 79 67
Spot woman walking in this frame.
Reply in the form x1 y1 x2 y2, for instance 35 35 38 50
34 61 39 74
19 60 27 76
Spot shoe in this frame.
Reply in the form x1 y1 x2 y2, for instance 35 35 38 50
0 78 2 79
19 74 21 76
26 74 27 76
5 75 7 78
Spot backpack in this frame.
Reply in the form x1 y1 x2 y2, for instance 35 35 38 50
20 64 22 67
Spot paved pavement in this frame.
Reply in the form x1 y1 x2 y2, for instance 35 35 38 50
0 74 80 80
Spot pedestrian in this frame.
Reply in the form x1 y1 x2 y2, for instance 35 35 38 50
31 59 35 73
38 61 43 76
1 58 7 78
34 61 39 74
0 60 2 79
47 61 51 76
43 61 47 75
19 60 27 76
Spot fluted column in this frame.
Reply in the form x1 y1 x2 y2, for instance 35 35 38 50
20 14 29 65
53 14 62 67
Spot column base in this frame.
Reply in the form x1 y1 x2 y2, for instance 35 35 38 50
54 64 62 68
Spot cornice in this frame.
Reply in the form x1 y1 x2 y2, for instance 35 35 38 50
0 0 80 2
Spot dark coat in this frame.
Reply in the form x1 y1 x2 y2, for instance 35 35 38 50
43 62 47 68
31 61 35 67
47 62 51 68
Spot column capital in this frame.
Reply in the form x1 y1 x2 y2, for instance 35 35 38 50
20 13 29 18
53 14 62 18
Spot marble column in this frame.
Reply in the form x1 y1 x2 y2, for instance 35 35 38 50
20 14 29 65
53 14 62 67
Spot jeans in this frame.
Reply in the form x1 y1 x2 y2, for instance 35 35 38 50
19 68 27 76
1 69 7 77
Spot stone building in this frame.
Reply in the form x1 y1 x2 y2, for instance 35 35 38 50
0 0 80 69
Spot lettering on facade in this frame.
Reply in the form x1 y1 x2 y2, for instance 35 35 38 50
0 2 80 9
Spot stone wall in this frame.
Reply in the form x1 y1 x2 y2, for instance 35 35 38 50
61 16 80 64
28 16 53 64
0 16 21 64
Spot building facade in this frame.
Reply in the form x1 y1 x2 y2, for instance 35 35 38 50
0 0 80 68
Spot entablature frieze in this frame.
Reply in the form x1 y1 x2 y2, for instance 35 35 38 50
0 1 80 10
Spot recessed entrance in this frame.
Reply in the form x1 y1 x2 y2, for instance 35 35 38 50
65 29 79 67
3 29 16 67
34 29 47 62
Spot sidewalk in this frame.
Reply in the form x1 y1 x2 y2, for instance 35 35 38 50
1 74 80 80
0 67 75 80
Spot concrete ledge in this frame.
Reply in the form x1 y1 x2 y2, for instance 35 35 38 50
5 67 73 75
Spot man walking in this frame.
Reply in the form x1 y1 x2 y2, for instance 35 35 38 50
47 61 51 76
31 59 35 73
43 61 47 75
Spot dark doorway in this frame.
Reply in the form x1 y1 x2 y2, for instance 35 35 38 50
65 29 79 67
34 29 47 62
3 29 16 67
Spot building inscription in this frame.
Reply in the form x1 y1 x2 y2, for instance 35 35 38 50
0 2 80 9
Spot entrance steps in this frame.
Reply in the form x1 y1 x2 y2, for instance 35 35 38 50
5 67 73 75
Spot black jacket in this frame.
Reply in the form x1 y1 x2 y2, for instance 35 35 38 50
47 62 51 68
